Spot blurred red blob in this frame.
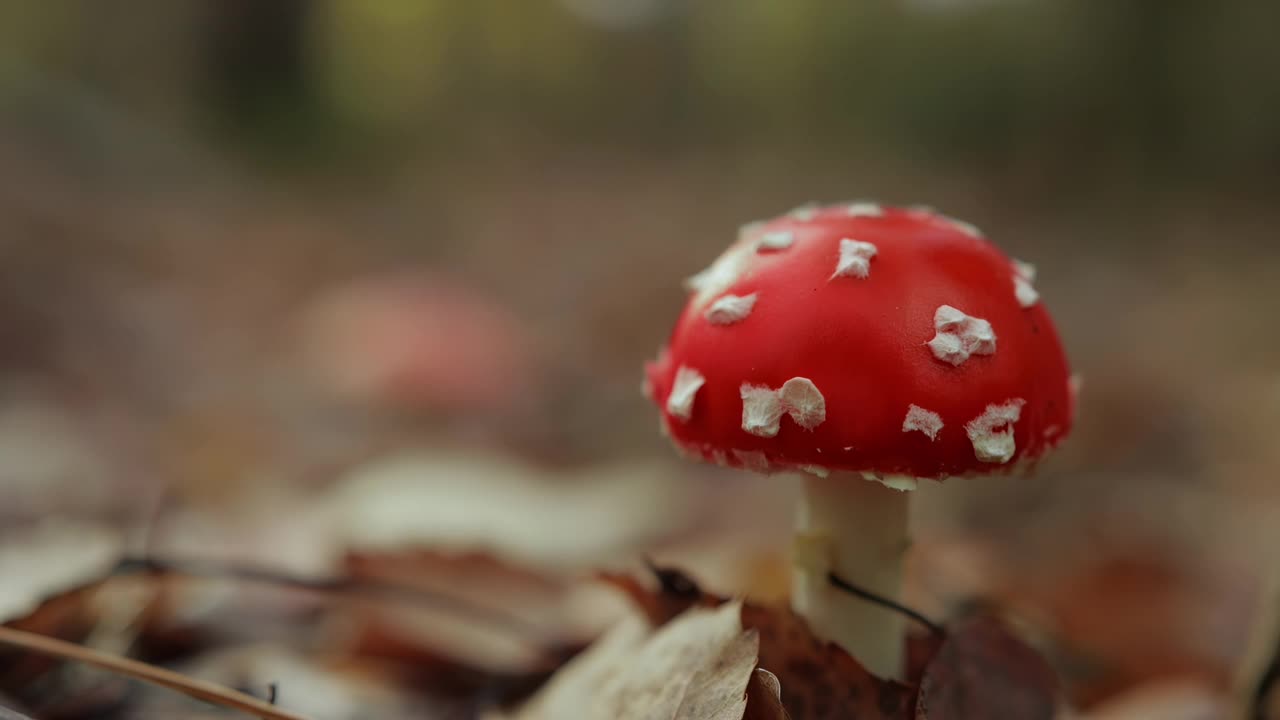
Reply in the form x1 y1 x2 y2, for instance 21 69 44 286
300 272 534 416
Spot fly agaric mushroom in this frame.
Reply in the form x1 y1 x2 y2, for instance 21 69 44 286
644 203 1074 679
300 271 533 415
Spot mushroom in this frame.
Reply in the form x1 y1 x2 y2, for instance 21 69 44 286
299 271 534 415
644 203 1074 679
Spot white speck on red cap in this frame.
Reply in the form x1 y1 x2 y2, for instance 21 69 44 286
928 332 964 363
789 203 819 221
684 243 754 308
666 366 705 422
903 404 944 440
738 221 764 239
1014 276 1040 308
780 377 826 430
740 384 783 437
756 231 794 252
1013 260 1037 282
946 217 983 237
732 449 771 473
740 378 826 436
966 399 1026 463
704 293 758 325
928 305 996 366
881 475 919 492
1013 260 1039 308
859 471 919 492
845 202 884 217
832 239 878 280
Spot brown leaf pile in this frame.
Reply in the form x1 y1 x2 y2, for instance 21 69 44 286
914 616 1059 720
592 565 1059 720
0 539 1067 720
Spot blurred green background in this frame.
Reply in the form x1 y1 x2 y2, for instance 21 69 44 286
3 0 1279 454
7 1 1280 179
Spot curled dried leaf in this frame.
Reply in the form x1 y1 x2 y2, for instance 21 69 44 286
744 669 791 720
496 602 758 720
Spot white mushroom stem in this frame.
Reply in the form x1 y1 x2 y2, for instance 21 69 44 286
791 473 910 680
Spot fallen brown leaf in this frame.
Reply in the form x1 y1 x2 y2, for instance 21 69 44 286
603 564 913 719
742 602 913 720
933 532 1248 708
0 521 124 626
915 615 1059 720
1070 678 1229 720
598 564 708 626
487 613 650 720
904 630 943 686
330 452 696 572
340 549 576 670
493 601 758 720
744 669 791 720
0 704 35 720
0 521 130 699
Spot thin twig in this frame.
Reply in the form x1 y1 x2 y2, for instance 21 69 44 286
0 626 310 720
827 571 946 637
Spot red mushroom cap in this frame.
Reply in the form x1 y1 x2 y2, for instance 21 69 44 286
644 203 1074 482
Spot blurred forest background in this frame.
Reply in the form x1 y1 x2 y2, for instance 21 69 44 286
1 0 1279 716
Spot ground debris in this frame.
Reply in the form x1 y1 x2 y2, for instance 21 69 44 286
914 615 1059 720
492 601 758 720
603 564 914 719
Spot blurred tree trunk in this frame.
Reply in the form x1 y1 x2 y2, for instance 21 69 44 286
198 0 322 156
